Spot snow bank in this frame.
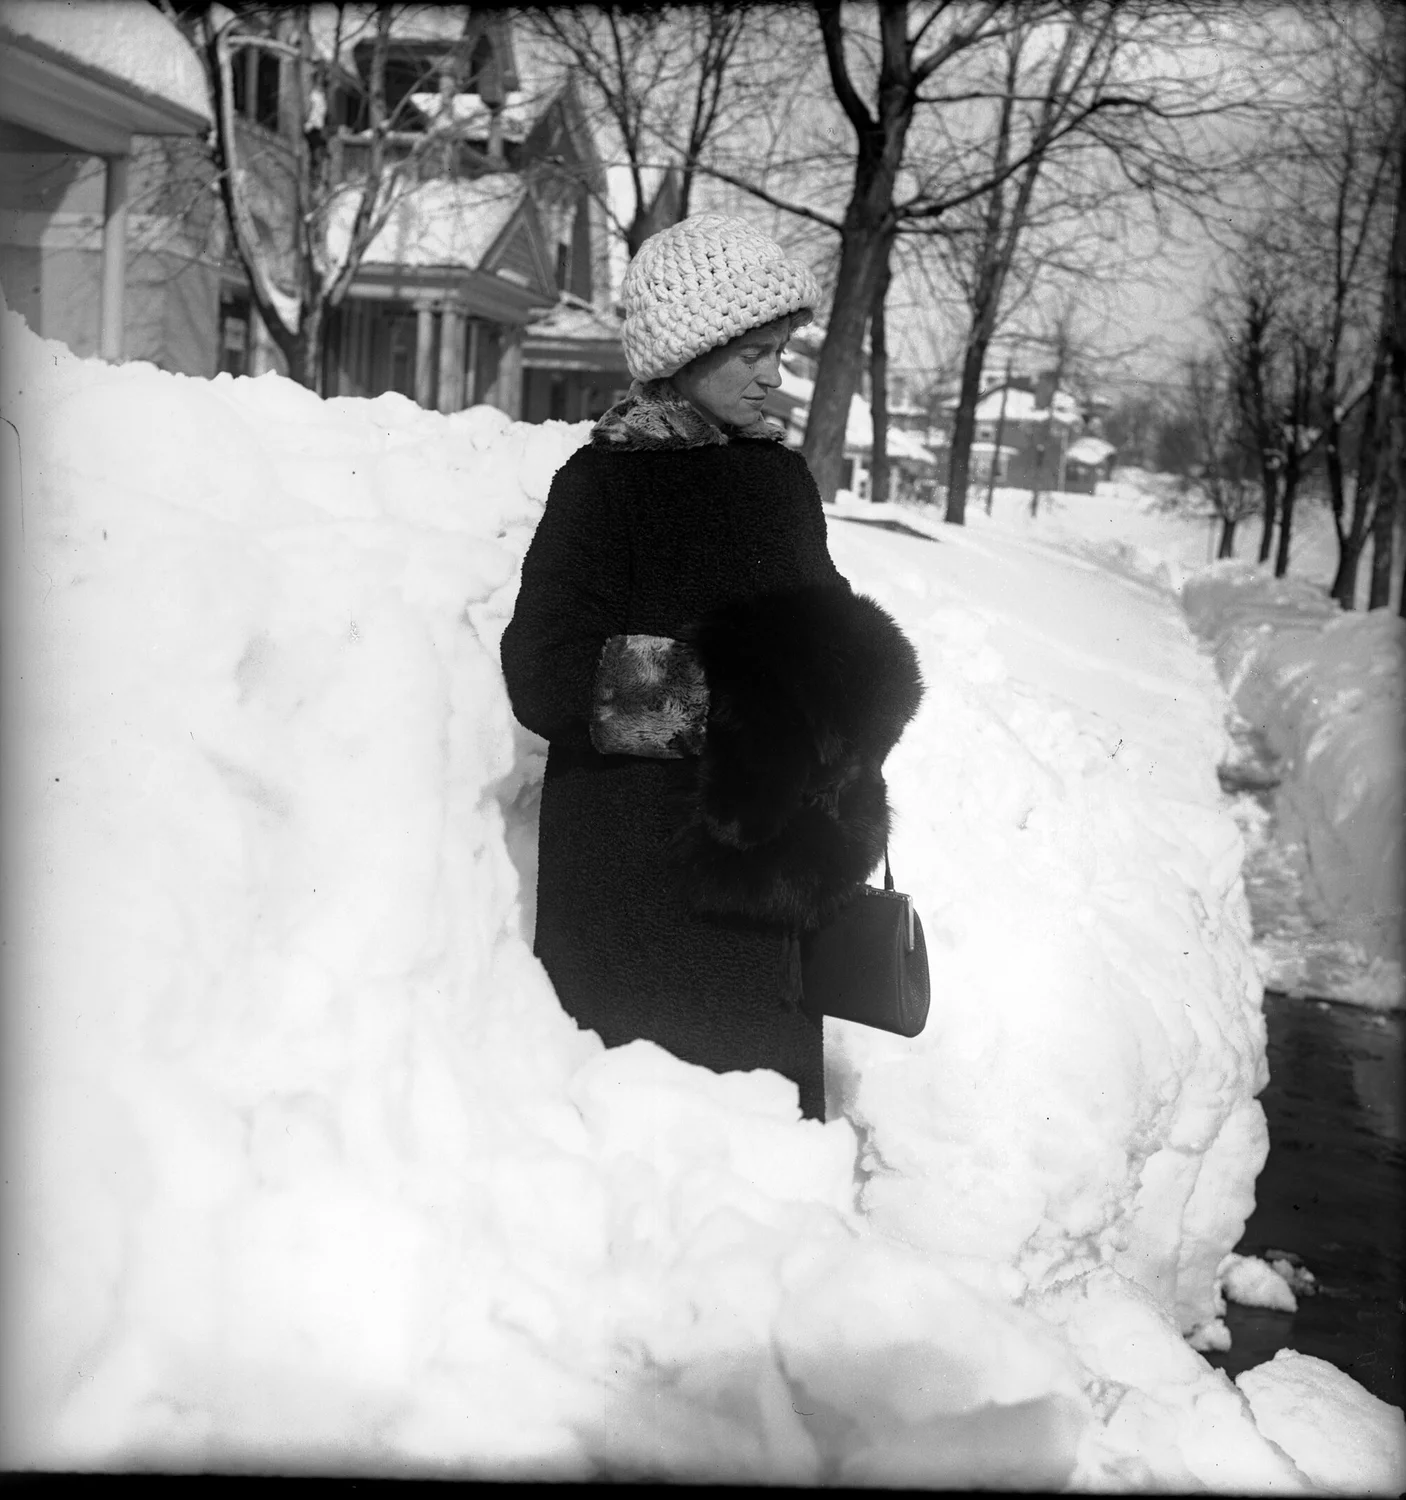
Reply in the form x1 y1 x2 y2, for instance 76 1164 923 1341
1182 563 1405 1005
1 310 1381 1487
1237 1351 1406 1495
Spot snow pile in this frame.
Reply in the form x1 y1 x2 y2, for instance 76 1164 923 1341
1182 563 1405 1005
3 311 1399 1488
1217 1253 1300 1314
1237 1351 1406 1496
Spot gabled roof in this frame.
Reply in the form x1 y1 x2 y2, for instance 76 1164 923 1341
522 75 607 197
331 177 522 271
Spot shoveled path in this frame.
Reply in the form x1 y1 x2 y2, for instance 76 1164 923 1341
1205 991 1404 1409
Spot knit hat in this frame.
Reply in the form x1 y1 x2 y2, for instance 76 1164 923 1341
620 214 821 382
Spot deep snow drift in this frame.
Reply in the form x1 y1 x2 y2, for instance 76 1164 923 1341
2 312 1402 1489
1182 565 1404 1008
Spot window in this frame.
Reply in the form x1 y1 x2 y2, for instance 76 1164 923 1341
554 242 570 292
218 293 251 377
232 46 282 132
468 34 497 98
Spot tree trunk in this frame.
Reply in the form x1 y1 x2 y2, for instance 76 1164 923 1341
985 366 1012 515
802 222 895 505
1217 516 1237 558
286 304 324 395
1257 479 1277 563
869 258 891 505
1273 474 1298 578
1333 536 1364 609
1367 476 1398 608
945 334 992 525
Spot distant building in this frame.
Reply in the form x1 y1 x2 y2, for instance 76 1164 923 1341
938 372 1116 493
768 327 941 502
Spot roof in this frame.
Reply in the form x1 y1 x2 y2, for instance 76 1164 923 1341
0 0 209 152
945 384 1083 426
522 297 627 374
330 178 526 269
1066 435 1116 466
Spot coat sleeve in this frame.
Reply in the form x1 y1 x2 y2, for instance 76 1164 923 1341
500 450 631 749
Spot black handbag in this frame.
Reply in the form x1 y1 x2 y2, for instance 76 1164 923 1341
800 851 930 1036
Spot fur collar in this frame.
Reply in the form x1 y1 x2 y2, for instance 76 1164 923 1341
591 378 786 451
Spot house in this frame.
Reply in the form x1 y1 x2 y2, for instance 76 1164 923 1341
0 0 213 368
309 16 627 419
1 4 627 423
769 326 940 501
938 371 1113 493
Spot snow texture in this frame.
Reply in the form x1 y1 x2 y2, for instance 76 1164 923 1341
0 304 1394 1488
1237 1350 1406 1495
1217 1252 1298 1313
1183 564 1404 1006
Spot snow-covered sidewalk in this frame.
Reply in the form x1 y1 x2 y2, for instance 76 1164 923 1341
1 316 1401 1489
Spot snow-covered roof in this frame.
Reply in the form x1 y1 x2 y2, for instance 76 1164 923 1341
522 297 621 343
328 178 525 269
0 0 209 149
1066 435 1116 467
946 384 1082 427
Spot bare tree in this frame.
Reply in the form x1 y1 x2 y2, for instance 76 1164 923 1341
517 4 779 258
1201 1 1400 601
730 0 1263 511
1365 70 1406 614
1178 353 1260 559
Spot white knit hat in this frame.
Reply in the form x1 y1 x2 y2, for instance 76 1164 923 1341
620 214 821 382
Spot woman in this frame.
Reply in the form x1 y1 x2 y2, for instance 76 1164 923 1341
500 214 922 1121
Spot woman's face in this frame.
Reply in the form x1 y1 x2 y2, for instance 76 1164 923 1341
671 315 794 430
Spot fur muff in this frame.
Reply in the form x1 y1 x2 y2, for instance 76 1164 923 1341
590 634 709 758
672 584 924 931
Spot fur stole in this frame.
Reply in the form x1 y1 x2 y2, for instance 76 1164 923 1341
670 584 924 932
591 378 786 451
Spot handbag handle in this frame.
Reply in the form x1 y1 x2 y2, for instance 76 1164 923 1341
882 845 915 950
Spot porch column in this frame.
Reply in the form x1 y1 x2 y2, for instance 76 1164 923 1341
99 154 130 361
414 301 436 409
499 326 523 420
437 304 465 412
464 320 480 406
